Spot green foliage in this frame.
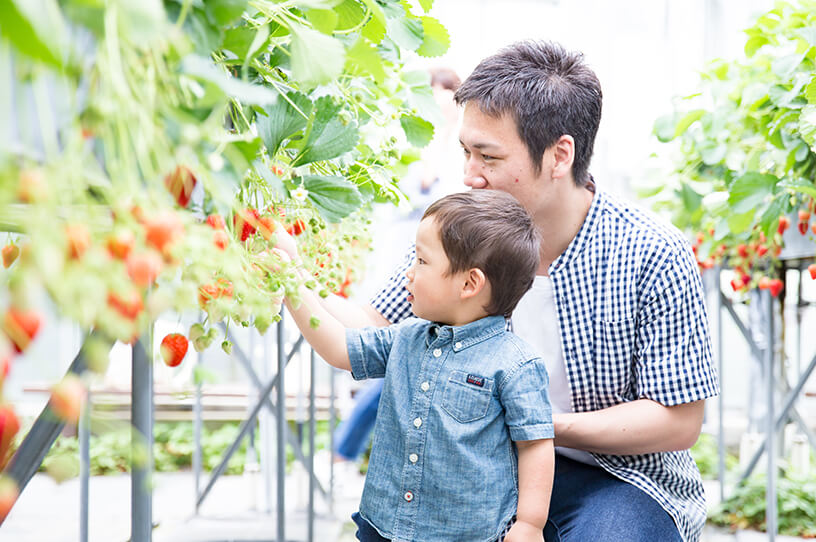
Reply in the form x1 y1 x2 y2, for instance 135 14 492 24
41 420 333 477
689 433 738 480
709 472 816 536
644 0 816 275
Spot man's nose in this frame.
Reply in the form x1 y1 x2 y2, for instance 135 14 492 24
463 157 488 189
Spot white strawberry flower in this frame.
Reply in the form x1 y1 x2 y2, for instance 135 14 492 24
292 185 308 202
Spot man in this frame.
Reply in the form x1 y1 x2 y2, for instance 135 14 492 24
322 40 718 542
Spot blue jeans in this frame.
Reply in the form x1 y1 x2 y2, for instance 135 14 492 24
334 380 383 460
544 455 683 542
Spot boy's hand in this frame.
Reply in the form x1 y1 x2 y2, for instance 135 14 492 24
272 223 300 264
503 519 545 542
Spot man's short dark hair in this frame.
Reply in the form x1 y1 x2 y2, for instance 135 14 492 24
422 190 539 318
454 40 602 187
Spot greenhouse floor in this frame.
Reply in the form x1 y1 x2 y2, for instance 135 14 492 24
0 472 807 542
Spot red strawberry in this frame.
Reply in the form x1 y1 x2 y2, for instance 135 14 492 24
757 245 768 257
737 244 748 258
126 251 163 287
768 279 784 297
50 374 86 424
778 215 790 235
144 213 183 255
3 307 42 353
286 219 306 236
757 276 770 290
234 208 260 242
107 291 143 320
799 210 810 222
798 221 809 235
1 245 19 268
0 403 20 469
271 165 285 176
213 230 229 250
257 216 277 240
164 166 197 208
0 475 18 523
105 230 134 260
160 333 188 367
730 278 744 292
0 353 10 381
809 264 816 280
206 214 226 230
65 224 90 260
812 222 816 235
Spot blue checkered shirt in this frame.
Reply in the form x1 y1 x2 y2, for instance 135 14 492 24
371 188 719 542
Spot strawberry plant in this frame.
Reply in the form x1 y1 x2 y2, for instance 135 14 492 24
0 0 450 490
642 0 816 292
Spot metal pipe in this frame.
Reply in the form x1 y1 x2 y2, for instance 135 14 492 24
716 269 725 502
131 337 153 542
765 291 776 541
193 348 203 515
79 389 90 542
308 348 316 542
276 316 286 542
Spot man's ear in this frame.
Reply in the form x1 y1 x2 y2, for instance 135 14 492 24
550 134 575 181
461 268 487 300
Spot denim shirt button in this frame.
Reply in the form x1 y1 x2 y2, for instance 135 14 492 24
420 381 430 392
404 491 414 502
413 417 422 428
433 348 442 357
454 341 462 349
409 453 418 463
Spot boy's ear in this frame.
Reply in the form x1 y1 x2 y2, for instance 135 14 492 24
461 268 487 300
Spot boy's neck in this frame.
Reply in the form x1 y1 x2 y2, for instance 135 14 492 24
439 306 491 328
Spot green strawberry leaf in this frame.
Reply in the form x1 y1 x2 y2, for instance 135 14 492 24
0 0 69 68
306 9 338 33
298 175 364 222
334 0 367 30
293 96 358 166
727 172 779 214
205 0 248 26
181 55 279 105
256 91 313 156
400 115 434 147
416 16 449 57
386 14 423 51
290 24 346 87
345 37 386 83
417 0 433 12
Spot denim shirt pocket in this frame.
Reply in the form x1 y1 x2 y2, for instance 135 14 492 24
441 370 494 423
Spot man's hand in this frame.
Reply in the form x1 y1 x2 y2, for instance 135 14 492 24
503 519 544 542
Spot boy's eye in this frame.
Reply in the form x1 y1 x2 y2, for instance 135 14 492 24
417 258 426 265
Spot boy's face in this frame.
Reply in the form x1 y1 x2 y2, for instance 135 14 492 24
405 218 466 324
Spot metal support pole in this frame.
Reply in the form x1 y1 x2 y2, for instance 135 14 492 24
193 349 203 515
308 348 316 542
276 317 286 542
79 389 90 542
132 338 153 542
765 291 776 541
716 269 725 502
329 367 336 511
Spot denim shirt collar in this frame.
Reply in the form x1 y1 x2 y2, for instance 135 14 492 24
426 314 507 352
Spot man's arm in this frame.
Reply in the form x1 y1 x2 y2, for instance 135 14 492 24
504 439 553 542
553 399 705 455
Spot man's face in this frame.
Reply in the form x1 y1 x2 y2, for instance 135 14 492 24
459 103 552 210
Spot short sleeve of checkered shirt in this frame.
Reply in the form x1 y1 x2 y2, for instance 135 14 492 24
369 245 416 324
635 243 718 406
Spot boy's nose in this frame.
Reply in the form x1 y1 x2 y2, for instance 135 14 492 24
405 266 415 281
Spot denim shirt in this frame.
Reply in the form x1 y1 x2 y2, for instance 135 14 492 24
346 315 554 542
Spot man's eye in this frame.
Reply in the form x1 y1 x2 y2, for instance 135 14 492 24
482 154 495 161
462 148 471 156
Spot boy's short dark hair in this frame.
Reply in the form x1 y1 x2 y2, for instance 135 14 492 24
453 40 602 187
422 190 540 318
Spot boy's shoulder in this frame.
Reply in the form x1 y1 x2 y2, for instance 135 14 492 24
485 328 544 368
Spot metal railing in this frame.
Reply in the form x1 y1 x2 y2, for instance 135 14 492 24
5 310 342 542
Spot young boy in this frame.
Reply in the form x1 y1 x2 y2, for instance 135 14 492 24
276 190 554 542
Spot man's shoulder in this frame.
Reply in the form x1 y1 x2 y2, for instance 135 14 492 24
598 190 690 255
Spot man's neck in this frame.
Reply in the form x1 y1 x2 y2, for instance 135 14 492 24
534 182 595 274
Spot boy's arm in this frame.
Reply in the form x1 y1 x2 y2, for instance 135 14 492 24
284 274 351 372
504 439 553 542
